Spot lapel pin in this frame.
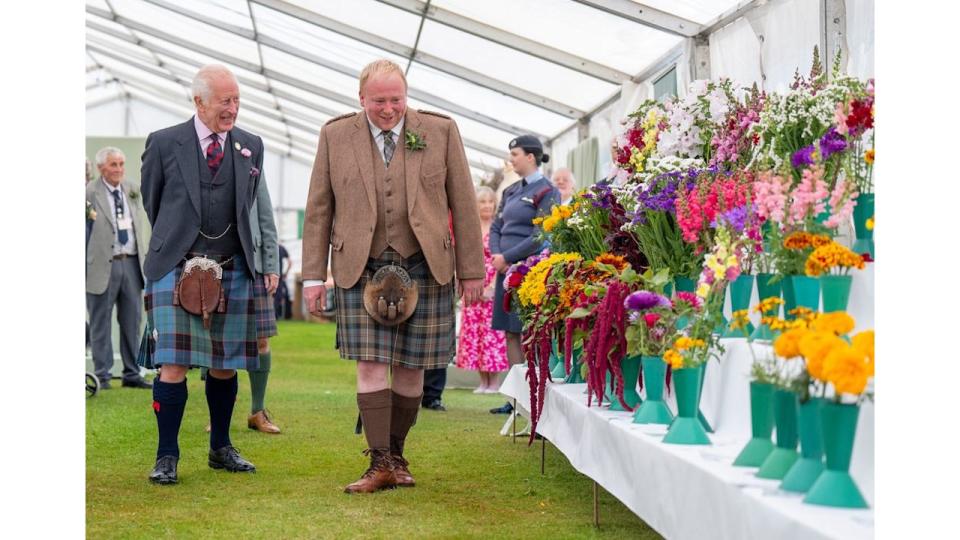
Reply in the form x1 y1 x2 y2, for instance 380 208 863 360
234 142 241 151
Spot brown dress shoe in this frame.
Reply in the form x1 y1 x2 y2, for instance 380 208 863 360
392 455 415 487
248 410 281 434
344 449 397 494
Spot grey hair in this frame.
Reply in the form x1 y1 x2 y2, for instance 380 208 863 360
191 64 237 104
476 185 497 205
95 146 125 167
552 167 576 184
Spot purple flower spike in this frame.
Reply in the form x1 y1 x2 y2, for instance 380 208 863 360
819 127 848 160
791 145 816 168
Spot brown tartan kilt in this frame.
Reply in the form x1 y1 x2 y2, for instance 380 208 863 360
335 249 455 370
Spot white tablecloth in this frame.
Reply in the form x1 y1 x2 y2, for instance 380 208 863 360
500 336 875 539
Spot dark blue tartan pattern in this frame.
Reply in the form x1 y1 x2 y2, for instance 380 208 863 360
139 264 259 370
253 272 278 339
335 249 455 370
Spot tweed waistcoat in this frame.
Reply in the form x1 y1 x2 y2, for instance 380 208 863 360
369 130 420 259
191 133 242 257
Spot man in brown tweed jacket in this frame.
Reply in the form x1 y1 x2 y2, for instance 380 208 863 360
302 59 485 494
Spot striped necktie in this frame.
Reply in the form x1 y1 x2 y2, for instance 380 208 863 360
382 130 395 166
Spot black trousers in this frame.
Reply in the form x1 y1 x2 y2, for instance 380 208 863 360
422 367 447 405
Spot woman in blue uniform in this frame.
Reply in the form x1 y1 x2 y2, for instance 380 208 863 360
489 135 559 414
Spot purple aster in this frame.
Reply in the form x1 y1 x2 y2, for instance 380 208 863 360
714 205 749 232
791 145 816 168
819 127 848 160
624 290 671 311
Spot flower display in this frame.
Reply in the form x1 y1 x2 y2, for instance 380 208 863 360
804 241 866 277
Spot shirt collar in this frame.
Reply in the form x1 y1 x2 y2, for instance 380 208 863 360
522 170 542 186
367 115 404 141
194 114 228 144
101 177 122 194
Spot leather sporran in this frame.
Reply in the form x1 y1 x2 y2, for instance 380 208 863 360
362 264 418 326
173 257 226 329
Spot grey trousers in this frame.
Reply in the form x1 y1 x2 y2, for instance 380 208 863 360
87 257 144 384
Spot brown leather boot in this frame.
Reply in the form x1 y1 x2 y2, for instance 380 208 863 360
392 455 415 487
248 410 281 434
344 449 397 494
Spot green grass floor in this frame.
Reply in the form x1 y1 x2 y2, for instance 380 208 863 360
87 321 661 539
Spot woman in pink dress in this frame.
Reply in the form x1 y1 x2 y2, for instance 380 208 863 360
457 186 508 393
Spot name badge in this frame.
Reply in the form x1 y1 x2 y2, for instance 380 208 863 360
520 196 535 204
118 217 133 231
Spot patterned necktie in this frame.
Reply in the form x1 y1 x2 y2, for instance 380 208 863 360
111 188 129 245
206 133 223 176
381 130 395 167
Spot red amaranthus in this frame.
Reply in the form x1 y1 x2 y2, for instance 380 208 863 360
581 280 634 411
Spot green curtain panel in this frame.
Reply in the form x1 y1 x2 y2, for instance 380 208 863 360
566 136 599 189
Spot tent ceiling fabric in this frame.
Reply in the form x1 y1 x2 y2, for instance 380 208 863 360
86 0 743 167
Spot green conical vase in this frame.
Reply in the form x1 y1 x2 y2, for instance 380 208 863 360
851 193 874 259
756 389 799 479
781 398 825 492
732 382 776 467
605 355 642 411
663 367 710 445
713 283 729 335
751 273 781 341
674 276 696 330
804 402 869 508
563 345 586 384
550 338 567 380
789 275 820 315
820 275 853 313
633 356 673 424
724 275 755 338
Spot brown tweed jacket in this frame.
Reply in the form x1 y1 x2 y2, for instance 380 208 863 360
302 109 484 288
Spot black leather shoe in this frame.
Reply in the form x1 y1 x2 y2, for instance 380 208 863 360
209 446 256 472
99 380 112 390
489 402 514 414
122 378 153 389
422 399 446 411
149 455 178 485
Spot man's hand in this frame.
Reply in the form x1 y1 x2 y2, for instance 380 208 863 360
304 284 327 315
491 254 508 273
458 278 484 306
264 273 280 296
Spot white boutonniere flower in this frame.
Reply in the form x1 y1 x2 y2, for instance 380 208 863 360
234 142 241 151
86 200 97 221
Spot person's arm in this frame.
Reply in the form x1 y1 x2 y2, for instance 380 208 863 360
501 188 560 263
445 120 484 281
302 125 335 312
488 190 507 256
255 173 280 276
140 133 163 226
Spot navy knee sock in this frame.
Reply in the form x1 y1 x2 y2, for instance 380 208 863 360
206 373 238 450
153 379 188 460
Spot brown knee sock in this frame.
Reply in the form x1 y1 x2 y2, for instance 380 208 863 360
357 389 393 450
390 391 423 457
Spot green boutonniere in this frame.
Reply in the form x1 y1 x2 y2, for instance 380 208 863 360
405 130 426 151
128 190 140 201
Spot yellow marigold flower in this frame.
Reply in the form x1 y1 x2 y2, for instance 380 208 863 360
594 253 629 271
789 307 815 321
864 148 875 165
753 297 784 314
673 336 694 351
852 330 874 376
663 349 684 369
541 216 559 232
812 312 855 336
774 328 807 359
729 310 751 330
783 232 811 250
823 344 870 395
799 331 846 381
810 234 832 248
866 217 874 231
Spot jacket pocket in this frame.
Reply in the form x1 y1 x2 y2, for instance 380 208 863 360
149 234 165 252
331 236 344 251
422 167 446 186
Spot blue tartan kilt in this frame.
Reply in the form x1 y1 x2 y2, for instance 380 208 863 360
335 249 455 370
138 263 259 370
254 272 278 339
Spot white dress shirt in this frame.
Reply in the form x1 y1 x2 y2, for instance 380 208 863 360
102 178 138 256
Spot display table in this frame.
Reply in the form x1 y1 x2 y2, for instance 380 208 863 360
500 336 875 540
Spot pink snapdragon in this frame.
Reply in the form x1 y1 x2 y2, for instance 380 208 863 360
788 166 829 224
824 176 859 228
753 171 789 223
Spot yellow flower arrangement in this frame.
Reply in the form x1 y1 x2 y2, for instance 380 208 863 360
804 241 865 276
593 253 629 271
664 349 684 370
753 296 784 315
798 331 846 381
783 231 832 251
787 306 819 325
533 203 574 233
662 335 706 369
822 344 870 395
517 253 582 307
864 148 874 165
851 330 874 376
773 328 807 359
729 309 751 331
811 312 855 336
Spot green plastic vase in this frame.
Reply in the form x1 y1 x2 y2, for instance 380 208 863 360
804 402 869 508
751 273 782 341
712 283 729 335
756 389 800 479
606 355 642 411
633 356 674 424
732 382 776 467
785 275 820 319
696 363 713 433
663 367 710 445
563 345 586 384
852 193 874 259
674 277 696 330
724 275 756 338
820 275 853 313
550 339 567 380
781 398 825 492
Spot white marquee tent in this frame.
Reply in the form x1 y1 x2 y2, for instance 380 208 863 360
85 0 874 263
